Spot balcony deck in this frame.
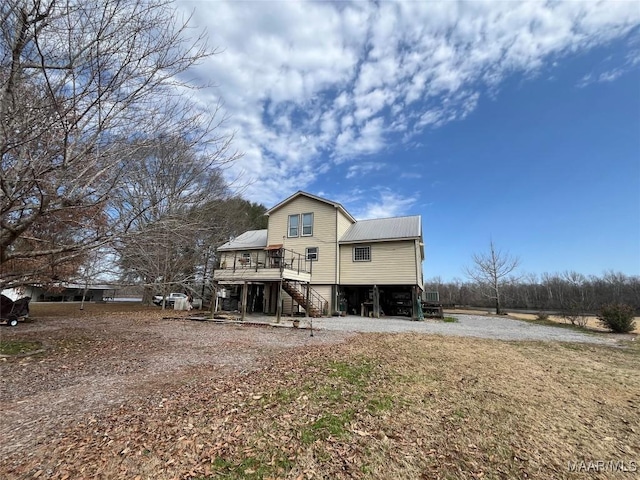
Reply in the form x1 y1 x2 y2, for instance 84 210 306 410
214 246 314 284
213 264 311 284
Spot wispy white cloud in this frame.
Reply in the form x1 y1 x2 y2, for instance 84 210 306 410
598 69 625 82
354 189 419 220
178 0 640 206
577 32 640 87
317 188 417 220
346 161 385 179
579 64 632 87
400 172 422 180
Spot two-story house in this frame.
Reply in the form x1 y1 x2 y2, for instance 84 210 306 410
213 191 424 319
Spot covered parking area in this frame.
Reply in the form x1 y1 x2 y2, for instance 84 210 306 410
340 284 422 318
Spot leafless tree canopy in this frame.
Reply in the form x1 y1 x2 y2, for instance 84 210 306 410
113 136 230 304
0 0 237 289
426 270 640 315
463 239 520 314
115 166 268 306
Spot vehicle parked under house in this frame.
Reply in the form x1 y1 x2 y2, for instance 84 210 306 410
213 191 425 320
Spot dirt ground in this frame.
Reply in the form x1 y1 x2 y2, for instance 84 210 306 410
1 303 638 479
0 304 350 460
445 308 640 334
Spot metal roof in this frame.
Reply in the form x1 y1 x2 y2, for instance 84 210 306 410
60 283 115 290
339 215 422 243
217 229 268 251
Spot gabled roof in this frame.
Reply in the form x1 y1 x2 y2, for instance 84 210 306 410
217 229 268 251
339 215 422 243
265 191 356 223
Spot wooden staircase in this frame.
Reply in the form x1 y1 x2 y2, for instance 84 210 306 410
282 280 324 317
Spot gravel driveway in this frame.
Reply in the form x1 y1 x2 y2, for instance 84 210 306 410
308 313 616 344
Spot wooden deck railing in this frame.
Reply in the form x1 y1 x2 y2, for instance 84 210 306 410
219 248 312 275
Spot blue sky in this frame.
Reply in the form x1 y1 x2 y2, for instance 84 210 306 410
179 0 640 281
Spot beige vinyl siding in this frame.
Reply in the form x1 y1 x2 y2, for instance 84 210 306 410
336 211 354 285
415 239 424 289
336 211 353 238
339 240 418 285
267 196 338 284
282 291 295 315
310 284 332 313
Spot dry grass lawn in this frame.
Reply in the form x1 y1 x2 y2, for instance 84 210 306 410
1 304 638 479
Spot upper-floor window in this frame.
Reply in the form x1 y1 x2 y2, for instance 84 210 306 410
306 247 319 261
302 213 313 236
353 245 371 262
288 214 299 237
288 213 313 237
240 252 251 266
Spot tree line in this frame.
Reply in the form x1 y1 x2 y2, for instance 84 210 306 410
425 270 640 315
1 0 265 304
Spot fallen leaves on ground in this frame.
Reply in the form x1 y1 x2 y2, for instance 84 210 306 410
1 305 638 479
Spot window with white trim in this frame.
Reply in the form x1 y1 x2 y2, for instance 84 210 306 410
302 213 313 236
306 247 319 261
240 252 251 266
288 214 299 237
353 245 371 262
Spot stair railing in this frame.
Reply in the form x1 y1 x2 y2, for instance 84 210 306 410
283 280 328 316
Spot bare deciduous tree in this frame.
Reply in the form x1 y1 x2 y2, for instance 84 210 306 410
464 239 520 314
419 272 639 314
119 216 203 307
117 195 267 307
1 0 233 289
111 135 266 307
558 271 592 326
113 136 232 306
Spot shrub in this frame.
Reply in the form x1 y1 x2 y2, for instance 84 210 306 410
561 311 589 327
597 303 637 333
536 312 549 321
561 300 589 327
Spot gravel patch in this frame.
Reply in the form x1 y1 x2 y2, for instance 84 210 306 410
307 314 618 344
